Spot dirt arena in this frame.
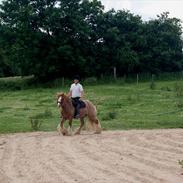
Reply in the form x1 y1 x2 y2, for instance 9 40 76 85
0 129 183 183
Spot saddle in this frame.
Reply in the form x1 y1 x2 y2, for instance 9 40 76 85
79 100 86 108
72 99 86 109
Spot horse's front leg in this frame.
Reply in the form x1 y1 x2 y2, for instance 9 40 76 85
75 118 84 135
68 119 73 135
60 118 69 136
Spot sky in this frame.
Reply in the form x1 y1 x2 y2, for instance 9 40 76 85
100 0 183 22
0 0 182 23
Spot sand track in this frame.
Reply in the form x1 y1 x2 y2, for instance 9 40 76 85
0 129 183 183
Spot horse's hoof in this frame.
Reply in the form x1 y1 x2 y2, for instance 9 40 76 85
74 131 80 135
62 132 69 136
94 130 102 134
61 129 69 136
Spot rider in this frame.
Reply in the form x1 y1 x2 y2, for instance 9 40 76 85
67 75 84 118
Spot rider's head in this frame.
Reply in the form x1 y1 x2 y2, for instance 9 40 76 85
73 75 80 84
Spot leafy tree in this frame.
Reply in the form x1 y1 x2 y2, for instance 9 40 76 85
0 1 182 80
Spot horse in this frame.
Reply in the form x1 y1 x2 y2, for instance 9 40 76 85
56 93 102 136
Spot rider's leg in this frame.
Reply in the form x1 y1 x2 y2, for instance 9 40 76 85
75 100 81 118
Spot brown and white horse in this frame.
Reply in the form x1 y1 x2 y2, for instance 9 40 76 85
57 93 102 135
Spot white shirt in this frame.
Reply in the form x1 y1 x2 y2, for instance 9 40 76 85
70 83 83 98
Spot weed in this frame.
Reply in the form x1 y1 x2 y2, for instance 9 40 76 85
161 86 172 92
30 118 42 131
178 160 183 169
23 105 30 111
174 83 183 97
176 101 183 109
44 108 53 118
150 82 156 90
102 111 117 121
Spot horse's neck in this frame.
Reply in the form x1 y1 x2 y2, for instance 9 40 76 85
62 97 74 114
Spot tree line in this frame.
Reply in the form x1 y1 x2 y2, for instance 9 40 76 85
0 0 183 80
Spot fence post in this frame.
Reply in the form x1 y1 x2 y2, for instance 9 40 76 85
150 74 155 90
137 74 139 85
113 67 117 80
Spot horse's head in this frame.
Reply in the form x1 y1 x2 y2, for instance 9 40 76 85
56 93 65 107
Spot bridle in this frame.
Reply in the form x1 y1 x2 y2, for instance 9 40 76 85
57 96 62 107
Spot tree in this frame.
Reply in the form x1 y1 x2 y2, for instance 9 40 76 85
0 1 182 80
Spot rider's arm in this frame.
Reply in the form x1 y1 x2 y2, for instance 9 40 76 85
67 91 72 97
81 91 84 98
80 84 84 99
67 84 73 97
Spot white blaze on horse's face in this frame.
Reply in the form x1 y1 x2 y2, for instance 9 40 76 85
57 96 62 107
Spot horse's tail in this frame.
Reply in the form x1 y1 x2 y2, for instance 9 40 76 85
84 100 102 133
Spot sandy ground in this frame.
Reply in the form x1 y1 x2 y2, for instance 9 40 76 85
0 129 183 183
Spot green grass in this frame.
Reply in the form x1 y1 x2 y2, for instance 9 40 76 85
0 80 183 133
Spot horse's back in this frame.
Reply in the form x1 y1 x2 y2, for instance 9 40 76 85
84 100 97 114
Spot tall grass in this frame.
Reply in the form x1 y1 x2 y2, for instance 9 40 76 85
1 73 183 133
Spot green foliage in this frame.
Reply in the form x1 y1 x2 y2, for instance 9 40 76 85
0 1 182 79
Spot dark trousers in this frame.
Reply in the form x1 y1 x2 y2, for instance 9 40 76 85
72 97 80 116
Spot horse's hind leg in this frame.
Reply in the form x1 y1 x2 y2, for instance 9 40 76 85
75 118 84 135
94 119 102 134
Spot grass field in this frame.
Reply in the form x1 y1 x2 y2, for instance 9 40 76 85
0 79 183 133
